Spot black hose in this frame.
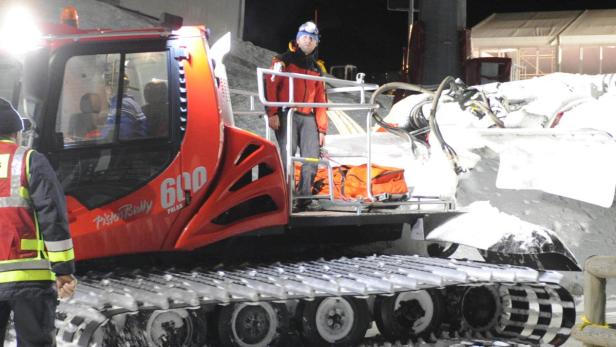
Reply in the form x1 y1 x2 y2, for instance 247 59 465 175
406 98 431 131
368 82 434 135
367 78 479 173
429 76 463 173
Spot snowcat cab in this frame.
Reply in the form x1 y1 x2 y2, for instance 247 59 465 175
0 6 580 346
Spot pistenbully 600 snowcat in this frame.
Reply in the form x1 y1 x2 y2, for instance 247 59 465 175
0 8 579 347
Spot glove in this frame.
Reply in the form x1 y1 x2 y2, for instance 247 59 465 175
271 61 284 81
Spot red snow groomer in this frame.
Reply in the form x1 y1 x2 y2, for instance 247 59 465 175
0 6 578 346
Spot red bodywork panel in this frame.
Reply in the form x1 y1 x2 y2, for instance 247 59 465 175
38 25 288 260
175 126 288 250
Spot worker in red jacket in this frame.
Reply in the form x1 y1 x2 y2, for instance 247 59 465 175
0 98 77 346
266 20 328 211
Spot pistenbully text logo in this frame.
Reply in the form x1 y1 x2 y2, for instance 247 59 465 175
93 200 153 229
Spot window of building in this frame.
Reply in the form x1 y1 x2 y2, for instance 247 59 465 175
581 46 601 75
560 46 580 73
602 46 616 73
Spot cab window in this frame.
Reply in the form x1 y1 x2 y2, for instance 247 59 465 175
51 49 176 209
56 52 169 144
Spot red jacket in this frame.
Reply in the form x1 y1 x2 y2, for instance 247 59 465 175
265 49 328 133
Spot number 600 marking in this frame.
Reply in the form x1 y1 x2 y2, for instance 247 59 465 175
161 166 207 209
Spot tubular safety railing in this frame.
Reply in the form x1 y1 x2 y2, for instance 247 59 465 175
229 88 271 141
257 68 454 213
257 68 378 212
572 256 616 347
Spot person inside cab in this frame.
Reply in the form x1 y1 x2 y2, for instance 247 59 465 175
101 73 147 140
67 93 101 141
142 80 169 137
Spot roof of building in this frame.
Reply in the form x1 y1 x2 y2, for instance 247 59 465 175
472 10 582 50
559 9 616 45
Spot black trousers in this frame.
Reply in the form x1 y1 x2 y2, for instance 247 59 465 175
0 296 56 347
275 111 320 197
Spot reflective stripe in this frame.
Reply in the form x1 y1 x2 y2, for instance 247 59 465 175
0 196 30 208
21 239 44 251
10 147 26 197
0 259 51 272
19 186 29 199
45 239 74 252
0 269 55 283
47 248 75 263
25 149 32 184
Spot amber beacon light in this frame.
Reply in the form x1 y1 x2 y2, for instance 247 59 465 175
60 6 79 28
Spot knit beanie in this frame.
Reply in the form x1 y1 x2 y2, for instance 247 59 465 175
0 98 23 135
296 21 319 42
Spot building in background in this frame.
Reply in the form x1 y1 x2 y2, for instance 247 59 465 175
471 9 616 80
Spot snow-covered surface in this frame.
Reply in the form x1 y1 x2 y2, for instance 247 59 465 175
385 73 616 207
322 133 458 199
428 201 572 254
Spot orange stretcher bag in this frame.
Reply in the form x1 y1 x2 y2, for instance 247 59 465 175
295 163 408 200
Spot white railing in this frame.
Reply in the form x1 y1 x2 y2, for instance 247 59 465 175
257 68 380 212
256 68 455 213
229 88 271 141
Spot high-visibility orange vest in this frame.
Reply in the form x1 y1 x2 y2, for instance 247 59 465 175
0 140 56 283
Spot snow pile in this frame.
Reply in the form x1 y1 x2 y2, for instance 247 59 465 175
385 72 616 131
323 133 458 199
429 201 560 251
383 73 616 207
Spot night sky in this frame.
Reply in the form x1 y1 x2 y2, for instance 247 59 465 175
244 0 616 73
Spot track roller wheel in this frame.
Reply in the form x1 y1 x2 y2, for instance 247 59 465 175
299 296 370 346
461 286 500 332
217 302 289 347
374 290 443 341
146 309 194 347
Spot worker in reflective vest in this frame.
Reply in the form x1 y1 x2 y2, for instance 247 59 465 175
0 98 76 347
